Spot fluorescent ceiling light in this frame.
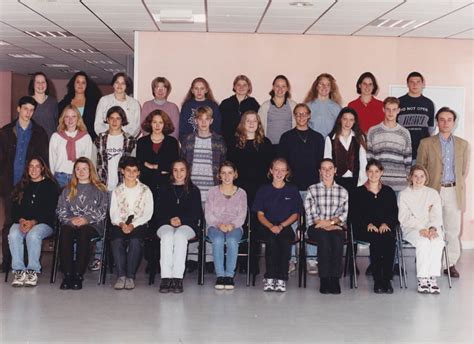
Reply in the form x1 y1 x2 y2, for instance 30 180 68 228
61 48 97 53
43 63 70 68
370 18 425 29
104 68 124 73
289 1 314 7
153 10 206 24
25 31 74 38
8 53 44 58
86 60 115 65
0 41 10 46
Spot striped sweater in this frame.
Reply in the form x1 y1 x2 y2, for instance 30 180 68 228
367 122 412 192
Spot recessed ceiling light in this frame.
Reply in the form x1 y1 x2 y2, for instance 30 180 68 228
61 48 97 53
104 68 124 73
0 41 11 46
153 10 206 24
370 18 425 29
25 31 74 38
289 1 314 7
59 69 80 73
8 53 44 58
90 76 98 79
42 63 70 68
86 60 115 65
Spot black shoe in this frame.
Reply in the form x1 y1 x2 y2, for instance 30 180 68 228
186 260 198 273
365 264 373 276
374 281 384 294
173 278 183 293
159 278 172 293
384 280 394 294
224 277 235 290
71 274 83 290
205 262 215 274
60 274 73 290
330 277 341 294
319 277 331 294
215 277 225 290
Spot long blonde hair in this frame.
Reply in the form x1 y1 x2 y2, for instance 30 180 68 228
235 111 265 149
304 73 343 105
57 104 87 132
68 157 106 199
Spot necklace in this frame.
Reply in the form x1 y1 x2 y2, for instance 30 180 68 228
173 185 185 205
30 179 44 204
296 130 309 144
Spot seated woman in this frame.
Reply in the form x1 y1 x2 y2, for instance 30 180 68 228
57 157 108 290
351 159 398 294
155 159 202 293
399 165 444 294
205 161 247 290
8 157 59 287
252 158 301 292
304 159 348 295
110 156 153 290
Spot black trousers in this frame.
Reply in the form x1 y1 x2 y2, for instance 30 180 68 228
110 224 146 279
59 225 99 275
366 232 396 282
1 197 13 269
307 227 344 278
258 226 295 281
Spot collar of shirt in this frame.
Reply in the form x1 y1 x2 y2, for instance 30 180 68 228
439 134 453 144
16 119 32 133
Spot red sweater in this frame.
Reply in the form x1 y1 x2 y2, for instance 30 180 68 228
348 97 384 134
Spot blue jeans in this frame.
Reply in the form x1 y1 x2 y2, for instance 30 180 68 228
8 223 53 272
54 172 72 188
208 226 243 277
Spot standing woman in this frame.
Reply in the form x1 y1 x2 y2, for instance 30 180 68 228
258 75 296 147
206 161 247 290
8 157 58 287
140 77 180 139
348 72 384 134
219 75 260 145
137 110 179 192
252 158 302 292
58 71 102 141
305 73 343 138
49 105 94 188
399 165 444 294
324 107 368 191
179 77 222 140
95 73 141 138
57 157 108 290
351 159 398 293
28 72 58 139
155 159 202 293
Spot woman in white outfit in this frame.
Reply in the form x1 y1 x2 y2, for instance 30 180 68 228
399 165 444 294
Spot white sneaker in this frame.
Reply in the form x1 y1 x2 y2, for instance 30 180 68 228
428 277 440 294
275 279 286 292
307 260 318 275
263 278 275 292
12 270 26 287
417 277 430 294
24 270 38 287
288 261 296 274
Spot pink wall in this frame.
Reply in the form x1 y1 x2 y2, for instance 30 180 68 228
135 32 474 244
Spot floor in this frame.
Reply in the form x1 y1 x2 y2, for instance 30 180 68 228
1 249 473 344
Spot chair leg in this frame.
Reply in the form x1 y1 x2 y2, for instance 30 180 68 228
51 228 61 284
198 237 204 285
4 268 9 282
443 246 452 288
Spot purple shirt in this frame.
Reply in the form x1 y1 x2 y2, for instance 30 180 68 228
205 186 247 229
141 99 180 139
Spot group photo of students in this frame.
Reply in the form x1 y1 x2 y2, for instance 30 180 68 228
0 69 470 298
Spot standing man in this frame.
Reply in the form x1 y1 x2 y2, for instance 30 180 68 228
417 107 470 278
398 71 435 161
367 97 412 193
278 103 325 274
0 96 49 271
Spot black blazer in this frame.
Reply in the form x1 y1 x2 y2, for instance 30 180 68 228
136 135 179 191
58 96 100 141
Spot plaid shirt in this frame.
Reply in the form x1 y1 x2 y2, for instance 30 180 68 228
304 181 348 228
95 131 136 186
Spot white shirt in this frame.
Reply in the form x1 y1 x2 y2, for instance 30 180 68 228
94 93 141 137
49 130 93 174
324 132 367 186
106 134 124 191
110 182 154 228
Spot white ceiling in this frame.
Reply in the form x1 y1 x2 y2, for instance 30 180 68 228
0 0 472 84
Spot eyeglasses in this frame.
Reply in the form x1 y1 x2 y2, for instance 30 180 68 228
295 112 310 117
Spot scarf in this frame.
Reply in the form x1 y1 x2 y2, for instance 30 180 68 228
58 130 88 161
